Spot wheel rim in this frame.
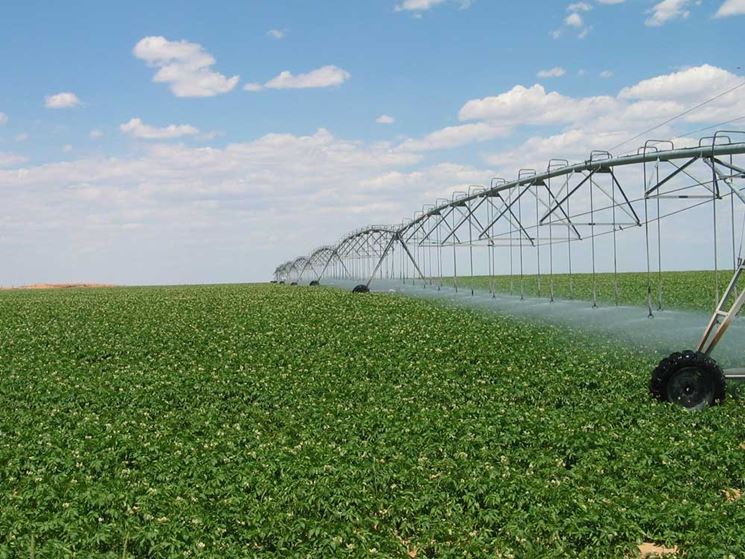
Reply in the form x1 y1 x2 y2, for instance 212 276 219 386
666 366 715 410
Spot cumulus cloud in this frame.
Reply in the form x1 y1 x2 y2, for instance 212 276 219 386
0 128 441 283
537 67 567 78
396 0 445 11
0 113 7 125
600 70 614 78
618 65 745 123
120 118 199 140
400 64 744 166
484 128 610 168
0 152 28 167
244 65 350 91
619 64 737 102
376 114 396 124
473 64 745 177
715 0 745 17
359 163 493 201
133 36 239 97
90 129 104 140
394 0 472 12
553 1 595 38
565 12 584 26
267 29 286 39
398 122 510 152
4 63 743 285
243 83 264 92
458 84 617 125
645 0 691 26
44 92 81 109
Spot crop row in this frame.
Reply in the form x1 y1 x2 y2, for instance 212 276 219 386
435 270 728 313
0 284 743 557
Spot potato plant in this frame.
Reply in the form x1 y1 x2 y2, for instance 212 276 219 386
0 284 743 558
441 270 727 312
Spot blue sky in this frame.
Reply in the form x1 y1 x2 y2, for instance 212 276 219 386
1 0 745 285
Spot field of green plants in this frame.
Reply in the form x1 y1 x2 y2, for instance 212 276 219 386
1 283 744 558
440 270 728 312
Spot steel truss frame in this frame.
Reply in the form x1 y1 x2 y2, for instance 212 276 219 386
275 132 745 381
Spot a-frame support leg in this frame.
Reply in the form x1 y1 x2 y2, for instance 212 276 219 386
365 234 426 288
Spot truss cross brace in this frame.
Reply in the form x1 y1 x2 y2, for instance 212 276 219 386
366 233 425 288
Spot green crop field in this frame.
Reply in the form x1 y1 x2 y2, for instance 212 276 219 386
436 270 732 313
1 284 744 558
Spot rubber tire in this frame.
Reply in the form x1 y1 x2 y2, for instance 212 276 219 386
290 282 298 286
279 281 285 285
352 284 370 293
309 280 320 286
650 350 726 410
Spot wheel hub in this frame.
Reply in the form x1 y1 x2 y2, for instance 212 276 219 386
666 367 715 410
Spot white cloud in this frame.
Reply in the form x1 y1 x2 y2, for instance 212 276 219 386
619 64 737 101
484 128 609 168
395 0 472 12
267 29 286 39
245 65 350 91
458 84 617 125
618 65 745 123
90 129 104 140
44 92 81 109
15 133 29 142
600 70 614 78
553 1 594 38
0 113 7 125
243 83 264 92
265 65 350 89
398 122 510 152
645 0 691 26
406 64 743 162
63 145 73 153
376 114 396 124
133 36 239 97
0 128 436 284
565 12 584 26
396 0 445 10
394 0 446 11
474 64 745 175
553 0 618 40
0 152 28 167
715 0 745 17
359 163 492 201
120 118 199 140
4 64 743 286
537 67 566 78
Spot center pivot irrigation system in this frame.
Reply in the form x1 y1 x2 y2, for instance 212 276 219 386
274 131 745 410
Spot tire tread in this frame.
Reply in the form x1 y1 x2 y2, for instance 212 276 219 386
650 350 726 408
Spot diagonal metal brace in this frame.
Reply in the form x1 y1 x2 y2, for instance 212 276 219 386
540 169 597 224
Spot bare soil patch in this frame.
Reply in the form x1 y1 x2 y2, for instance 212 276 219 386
1 283 116 291
638 542 678 557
